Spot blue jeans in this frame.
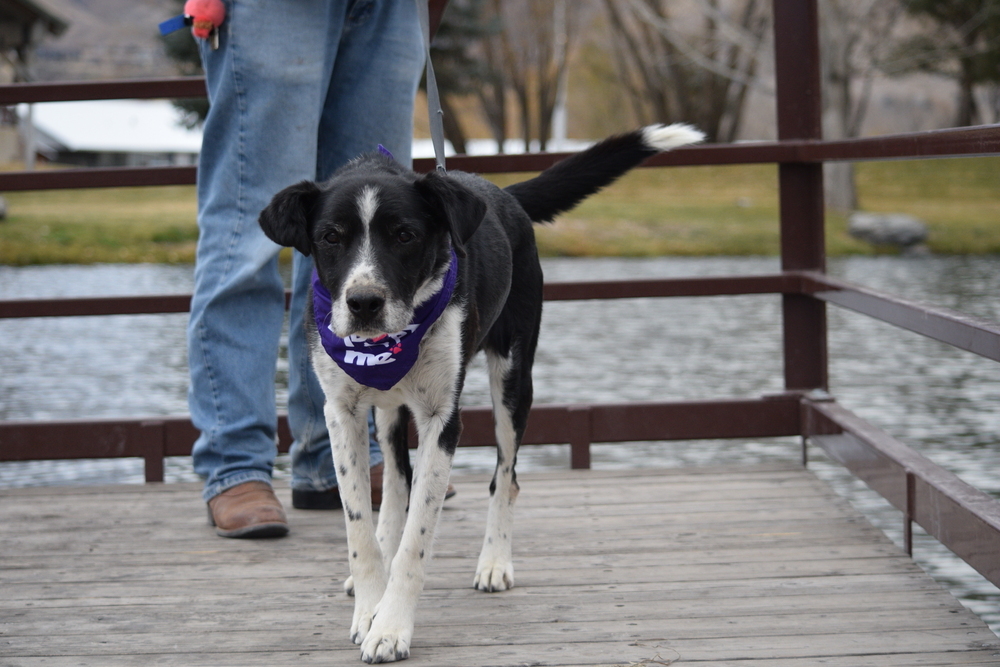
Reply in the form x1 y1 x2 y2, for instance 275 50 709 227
188 0 424 502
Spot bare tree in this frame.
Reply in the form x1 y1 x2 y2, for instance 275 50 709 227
475 2 509 152
479 0 582 151
602 0 771 143
820 0 904 211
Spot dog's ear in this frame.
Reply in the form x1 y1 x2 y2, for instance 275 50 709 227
414 171 486 257
258 180 321 257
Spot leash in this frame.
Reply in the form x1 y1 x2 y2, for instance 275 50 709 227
416 0 447 172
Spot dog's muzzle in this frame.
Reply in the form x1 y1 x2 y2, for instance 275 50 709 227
346 287 386 320
342 285 392 334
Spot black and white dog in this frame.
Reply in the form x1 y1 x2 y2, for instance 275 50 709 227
258 123 703 663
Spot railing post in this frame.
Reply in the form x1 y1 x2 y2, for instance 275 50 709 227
139 420 166 483
904 469 916 556
773 0 828 392
568 406 592 470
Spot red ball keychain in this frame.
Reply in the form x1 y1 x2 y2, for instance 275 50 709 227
159 0 225 49
184 0 225 41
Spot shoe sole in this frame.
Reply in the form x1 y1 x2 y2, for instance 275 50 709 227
215 522 289 539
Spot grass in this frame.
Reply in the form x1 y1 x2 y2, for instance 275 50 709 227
854 157 1000 254
517 164 792 257
504 156 1000 257
0 185 199 265
0 156 997 265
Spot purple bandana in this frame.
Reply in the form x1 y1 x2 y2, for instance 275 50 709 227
311 250 459 390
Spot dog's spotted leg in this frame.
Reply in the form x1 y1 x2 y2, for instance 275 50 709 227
374 405 412 578
360 306 464 664
360 404 458 663
325 397 386 647
474 349 522 592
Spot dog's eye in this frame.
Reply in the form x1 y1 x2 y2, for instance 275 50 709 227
396 230 416 244
323 231 342 245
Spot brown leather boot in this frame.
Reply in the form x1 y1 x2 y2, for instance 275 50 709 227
207 481 289 538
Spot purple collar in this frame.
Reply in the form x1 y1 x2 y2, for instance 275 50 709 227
311 250 459 390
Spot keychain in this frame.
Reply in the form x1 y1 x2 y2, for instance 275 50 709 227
159 0 226 50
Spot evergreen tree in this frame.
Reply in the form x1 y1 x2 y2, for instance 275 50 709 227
897 0 1000 125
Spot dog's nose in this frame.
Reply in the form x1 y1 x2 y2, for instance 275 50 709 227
346 290 385 317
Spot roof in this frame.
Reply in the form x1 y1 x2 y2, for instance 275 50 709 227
26 99 203 154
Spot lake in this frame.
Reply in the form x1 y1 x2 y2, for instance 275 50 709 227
1 255 998 632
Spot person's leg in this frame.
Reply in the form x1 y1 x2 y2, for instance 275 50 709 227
190 0 340 510
316 0 423 174
288 0 423 501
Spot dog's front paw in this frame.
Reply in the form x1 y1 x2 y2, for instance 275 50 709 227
350 605 375 645
473 556 514 592
360 618 412 663
350 573 388 645
345 575 355 597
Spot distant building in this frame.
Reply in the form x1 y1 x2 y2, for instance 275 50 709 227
24 99 202 167
0 0 68 164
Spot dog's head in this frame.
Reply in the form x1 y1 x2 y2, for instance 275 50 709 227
259 157 486 339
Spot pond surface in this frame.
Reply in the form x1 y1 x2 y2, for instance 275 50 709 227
1 255 998 632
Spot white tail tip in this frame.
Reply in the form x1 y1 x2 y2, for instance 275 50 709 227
642 123 706 152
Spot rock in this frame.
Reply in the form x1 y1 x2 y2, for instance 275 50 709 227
848 211 928 249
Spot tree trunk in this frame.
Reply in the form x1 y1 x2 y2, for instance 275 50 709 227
824 162 858 213
955 69 978 127
438 95 468 155
819 0 858 212
477 79 507 153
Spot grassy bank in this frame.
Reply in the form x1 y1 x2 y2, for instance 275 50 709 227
530 156 1000 257
0 185 199 265
1 156 997 265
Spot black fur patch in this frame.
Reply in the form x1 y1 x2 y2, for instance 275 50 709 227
388 406 413 489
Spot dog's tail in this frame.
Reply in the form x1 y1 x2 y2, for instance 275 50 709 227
504 123 704 224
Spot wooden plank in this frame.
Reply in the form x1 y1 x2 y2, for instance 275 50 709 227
1 556 923 591
0 487 849 523
1 506 878 547
0 539 905 573
2 572 942 608
0 574 946 609
1 624 996 660
6 649 1000 667
0 556 927 590
2 588 974 637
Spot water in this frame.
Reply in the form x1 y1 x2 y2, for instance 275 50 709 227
1 256 998 632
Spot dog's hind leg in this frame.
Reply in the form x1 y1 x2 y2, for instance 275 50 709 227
474 346 530 592
374 405 413 575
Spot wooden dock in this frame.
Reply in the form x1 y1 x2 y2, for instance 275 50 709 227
2 464 998 666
